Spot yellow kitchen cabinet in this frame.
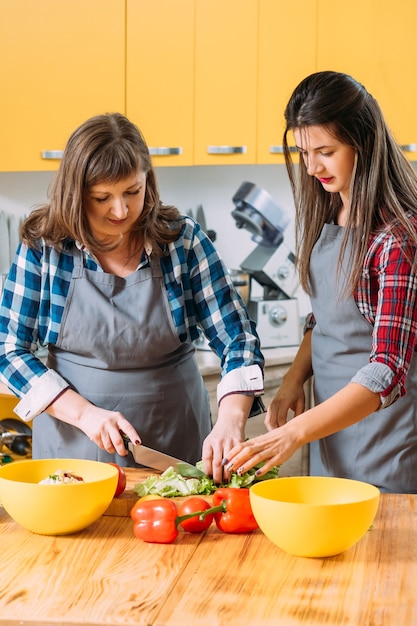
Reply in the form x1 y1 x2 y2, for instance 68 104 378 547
126 0 195 167
0 0 125 172
194 0 258 165
257 0 318 164
317 0 417 158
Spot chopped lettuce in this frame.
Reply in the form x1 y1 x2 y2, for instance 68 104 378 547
134 462 279 498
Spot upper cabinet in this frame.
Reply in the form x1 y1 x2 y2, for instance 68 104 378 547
317 0 417 156
126 0 195 166
0 0 125 172
193 0 258 165
1 0 416 171
257 0 318 164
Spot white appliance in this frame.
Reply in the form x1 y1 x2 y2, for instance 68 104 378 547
231 182 300 348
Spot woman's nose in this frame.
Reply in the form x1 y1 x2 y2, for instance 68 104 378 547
111 198 128 217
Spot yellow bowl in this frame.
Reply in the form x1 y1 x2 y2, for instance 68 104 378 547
0 458 118 535
250 476 380 557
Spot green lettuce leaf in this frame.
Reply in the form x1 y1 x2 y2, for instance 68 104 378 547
134 462 279 498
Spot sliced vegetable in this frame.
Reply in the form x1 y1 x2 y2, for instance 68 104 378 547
134 462 279 498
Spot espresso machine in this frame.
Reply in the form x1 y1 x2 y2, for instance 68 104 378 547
231 182 300 348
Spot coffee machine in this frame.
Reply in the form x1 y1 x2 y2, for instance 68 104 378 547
231 182 300 348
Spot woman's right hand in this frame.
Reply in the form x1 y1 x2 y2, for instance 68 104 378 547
265 329 313 430
265 376 306 430
46 388 141 457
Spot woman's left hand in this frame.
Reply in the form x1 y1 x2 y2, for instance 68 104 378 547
223 422 301 478
201 394 253 483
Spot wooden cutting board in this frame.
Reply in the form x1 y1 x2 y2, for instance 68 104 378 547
103 467 157 516
103 467 212 516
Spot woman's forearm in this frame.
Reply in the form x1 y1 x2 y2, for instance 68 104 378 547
287 382 381 447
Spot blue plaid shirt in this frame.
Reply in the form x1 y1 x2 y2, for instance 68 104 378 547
0 217 264 420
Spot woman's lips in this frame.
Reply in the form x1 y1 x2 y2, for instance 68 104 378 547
318 177 334 184
108 218 128 225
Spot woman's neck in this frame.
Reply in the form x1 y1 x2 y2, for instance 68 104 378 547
94 236 144 277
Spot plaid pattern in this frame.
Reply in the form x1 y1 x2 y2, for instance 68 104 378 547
0 216 263 398
305 216 417 399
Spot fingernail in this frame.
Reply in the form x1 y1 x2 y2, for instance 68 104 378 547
237 466 245 476
135 439 141 445
221 458 229 466
226 462 234 471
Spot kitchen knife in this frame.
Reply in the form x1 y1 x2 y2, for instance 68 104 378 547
123 438 206 478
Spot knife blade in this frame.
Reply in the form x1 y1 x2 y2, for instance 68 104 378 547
123 438 206 478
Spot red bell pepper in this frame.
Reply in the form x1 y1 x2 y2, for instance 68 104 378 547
131 499 179 544
212 488 259 533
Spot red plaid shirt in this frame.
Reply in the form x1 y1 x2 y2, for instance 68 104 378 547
305 215 417 401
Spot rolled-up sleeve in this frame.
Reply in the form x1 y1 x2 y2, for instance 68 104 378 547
13 369 70 422
217 364 265 416
350 362 401 410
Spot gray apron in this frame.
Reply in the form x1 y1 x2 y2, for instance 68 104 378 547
309 223 417 493
33 249 211 466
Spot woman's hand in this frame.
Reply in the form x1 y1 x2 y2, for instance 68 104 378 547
223 421 302 478
201 394 253 484
265 377 306 430
46 388 141 457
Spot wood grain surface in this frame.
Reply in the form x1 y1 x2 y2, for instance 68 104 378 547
103 466 158 516
0 472 416 626
156 493 417 626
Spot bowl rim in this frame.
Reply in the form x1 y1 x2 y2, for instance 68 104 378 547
0 458 119 485
250 475 381 505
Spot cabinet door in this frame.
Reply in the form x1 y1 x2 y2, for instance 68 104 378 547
194 0 258 165
0 0 125 172
317 0 417 157
257 0 318 164
126 0 195 167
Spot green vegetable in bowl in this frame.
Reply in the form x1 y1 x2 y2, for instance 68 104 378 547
134 462 279 498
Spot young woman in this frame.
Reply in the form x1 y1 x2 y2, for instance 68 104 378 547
0 113 264 483
223 71 417 493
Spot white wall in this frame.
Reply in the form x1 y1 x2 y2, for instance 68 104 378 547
3 160 416 316
0 164 316 318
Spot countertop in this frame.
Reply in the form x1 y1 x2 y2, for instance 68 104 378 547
0 468 416 626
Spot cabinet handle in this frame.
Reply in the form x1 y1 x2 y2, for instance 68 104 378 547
207 146 247 155
148 147 182 156
269 146 298 154
41 150 63 159
400 143 417 152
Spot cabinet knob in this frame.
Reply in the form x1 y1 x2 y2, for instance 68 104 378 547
207 146 247 155
41 150 63 159
148 147 182 156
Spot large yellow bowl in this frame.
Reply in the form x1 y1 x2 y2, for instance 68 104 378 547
0 459 118 535
250 476 380 557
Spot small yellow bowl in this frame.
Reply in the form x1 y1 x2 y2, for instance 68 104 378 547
0 458 118 535
250 476 380 557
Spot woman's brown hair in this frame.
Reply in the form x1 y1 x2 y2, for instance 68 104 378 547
21 113 181 255
283 71 417 296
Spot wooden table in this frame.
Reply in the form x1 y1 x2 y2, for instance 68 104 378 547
0 469 416 626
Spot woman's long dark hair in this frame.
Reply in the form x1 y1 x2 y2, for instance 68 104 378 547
283 71 417 295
